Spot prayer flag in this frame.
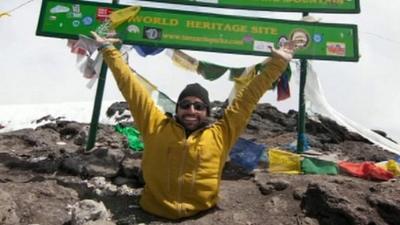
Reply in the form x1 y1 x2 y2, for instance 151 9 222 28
268 148 301 174
302 157 338 175
109 6 141 29
197 61 229 81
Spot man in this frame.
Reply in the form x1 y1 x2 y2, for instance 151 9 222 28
92 32 294 219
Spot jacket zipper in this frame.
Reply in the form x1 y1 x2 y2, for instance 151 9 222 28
177 138 188 217
172 121 205 216
191 149 200 193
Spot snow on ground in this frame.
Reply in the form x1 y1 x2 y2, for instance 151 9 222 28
0 101 119 133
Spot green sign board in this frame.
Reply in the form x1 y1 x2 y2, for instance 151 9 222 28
37 0 359 61
138 0 360 13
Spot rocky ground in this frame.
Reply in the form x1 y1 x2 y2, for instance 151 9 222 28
0 102 399 225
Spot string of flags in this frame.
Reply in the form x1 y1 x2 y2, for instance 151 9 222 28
66 5 292 115
112 121 400 181
68 35 292 112
231 143 400 181
164 49 292 101
111 117 400 180
0 0 35 18
67 34 177 114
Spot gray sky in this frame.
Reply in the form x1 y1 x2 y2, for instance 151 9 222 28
1 0 400 142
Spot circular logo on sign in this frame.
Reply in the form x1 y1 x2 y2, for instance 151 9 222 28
243 35 254 43
290 29 310 49
82 16 93 26
127 25 140 33
278 35 288 47
144 27 162 40
313 33 323 43
72 20 80 27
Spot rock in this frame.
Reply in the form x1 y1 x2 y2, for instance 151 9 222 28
106 102 129 118
90 177 118 196
303 216 319 225
301 182 371 225
255 178 290 195
258 183 274 195
70 199 111 225
1 101 400 225
117 184 138 196
74 126 89 146
60 122 82 138
367 195 400 225
121 157 142 178
0 188 20 225
83 220 116 225
267 179 290 191
306 115 368 144
0 180 78 225
293 187 306 200
34 114 55 124
210 100 228 119
113 176 136 186
62 148 125 178
372 130 398 143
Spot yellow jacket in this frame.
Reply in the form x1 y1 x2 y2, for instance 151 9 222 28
102 47 287 219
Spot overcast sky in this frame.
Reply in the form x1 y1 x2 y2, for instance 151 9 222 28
1 0 400 143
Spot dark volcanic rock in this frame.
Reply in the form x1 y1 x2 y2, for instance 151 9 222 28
306 115 369 144
0 179 79 225
62 147 125 178
0 102 399 225
367 190 400 225
301 182 375 225
106 101 129 118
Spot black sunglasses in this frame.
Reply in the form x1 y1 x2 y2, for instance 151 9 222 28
178 100 208 111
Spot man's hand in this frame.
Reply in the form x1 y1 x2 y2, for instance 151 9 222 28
270 40 298 62
90 31 122 49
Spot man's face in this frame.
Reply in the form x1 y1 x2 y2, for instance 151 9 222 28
176 96 208 132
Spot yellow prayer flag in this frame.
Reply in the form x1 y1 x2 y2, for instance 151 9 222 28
0 11 11 18
376 160 400 177
171 50 199 72
268 148 302 174
109 6 140 29
137 73 157 95
227 66 257 103
233 66 257 89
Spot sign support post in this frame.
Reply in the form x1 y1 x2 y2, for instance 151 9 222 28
297 57 308 153
296 12 309 154
86 61 108 150
86 0 118 151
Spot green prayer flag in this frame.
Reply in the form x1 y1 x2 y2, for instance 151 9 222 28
301 157 338 175
114 124 144 151
197 61 229 81
229 67 246 81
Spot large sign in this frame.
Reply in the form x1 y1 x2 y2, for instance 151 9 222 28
36 0 359 61
138 0 360 13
